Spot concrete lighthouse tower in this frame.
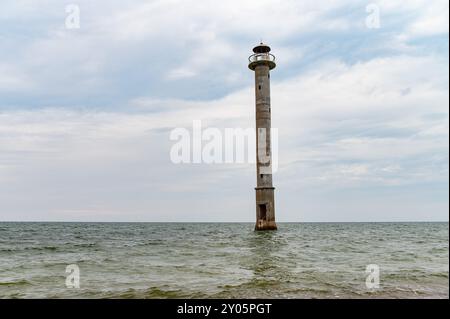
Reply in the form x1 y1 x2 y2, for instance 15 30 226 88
248 42 277 231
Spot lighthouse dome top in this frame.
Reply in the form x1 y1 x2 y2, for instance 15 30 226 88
248 42 276 71
252 42 271 53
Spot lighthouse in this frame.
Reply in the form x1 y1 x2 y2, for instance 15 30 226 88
248 43 277 231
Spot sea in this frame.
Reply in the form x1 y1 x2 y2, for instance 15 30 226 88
0 222 448 299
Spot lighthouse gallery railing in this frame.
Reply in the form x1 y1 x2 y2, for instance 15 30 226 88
248 53 276 63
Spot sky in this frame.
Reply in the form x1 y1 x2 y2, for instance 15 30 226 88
0 0 448 222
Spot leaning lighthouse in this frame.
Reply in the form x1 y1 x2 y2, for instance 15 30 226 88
248 43 277 231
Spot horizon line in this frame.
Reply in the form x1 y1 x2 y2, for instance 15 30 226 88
0 220 448 223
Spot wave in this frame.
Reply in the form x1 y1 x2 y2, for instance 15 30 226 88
0 279 32 287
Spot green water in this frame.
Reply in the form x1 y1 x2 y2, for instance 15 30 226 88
0 222 448 298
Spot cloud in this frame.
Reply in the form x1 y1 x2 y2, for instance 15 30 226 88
0 0 448 221
0 51 448 221
274 55 448 193
1 0 448 107
0 63 33 92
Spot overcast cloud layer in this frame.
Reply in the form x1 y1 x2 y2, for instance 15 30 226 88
0 0 448 221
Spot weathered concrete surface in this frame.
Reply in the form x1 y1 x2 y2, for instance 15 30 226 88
249 44 277 231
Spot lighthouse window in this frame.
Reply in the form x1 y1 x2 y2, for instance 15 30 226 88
258 85 261 90
260 174 263 179
268 74 270 79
